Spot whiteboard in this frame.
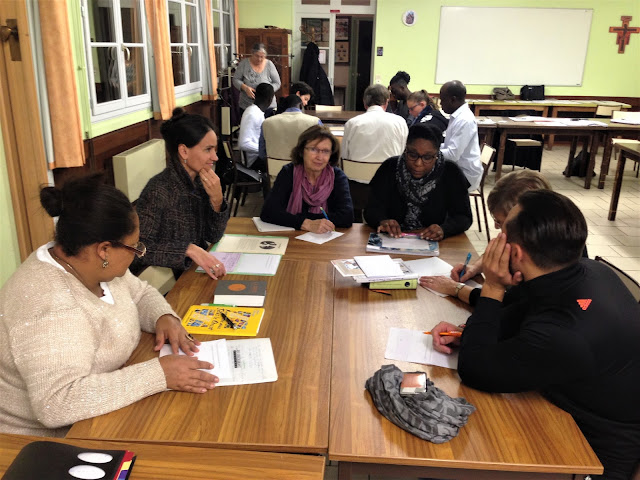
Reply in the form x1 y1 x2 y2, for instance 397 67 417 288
435 7 593 86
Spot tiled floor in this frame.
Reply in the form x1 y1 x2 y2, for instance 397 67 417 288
234 145 640 480
235 144 640 285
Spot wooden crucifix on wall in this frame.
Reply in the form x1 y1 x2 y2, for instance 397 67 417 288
609 16 639 54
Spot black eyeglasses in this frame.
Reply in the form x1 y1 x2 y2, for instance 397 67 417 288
405 149 438 164
112 240 146 258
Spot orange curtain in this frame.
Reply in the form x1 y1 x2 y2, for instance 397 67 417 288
234 0 239 52
37 1 85 168
144 0 175 120
203 0 218 101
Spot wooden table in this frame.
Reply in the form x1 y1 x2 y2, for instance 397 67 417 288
68 221 602 479
309 110 361 124
597 122 640 189
609 143 640 220
329 237 603 479
489 116 608 188
0 434 325 480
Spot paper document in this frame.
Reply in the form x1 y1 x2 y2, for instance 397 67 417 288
381 235 433 250
252 217 295 232
198 252 281 276
296 231 343 244
610 118 640 125
385 328 458 370
405 258 481 297
333 258 406 277
354 255 404 278
160 338 278 386
214 234 289 255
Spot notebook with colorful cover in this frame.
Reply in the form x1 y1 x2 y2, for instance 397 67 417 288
181 304 265 336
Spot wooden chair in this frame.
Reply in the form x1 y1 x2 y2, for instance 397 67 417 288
469 145 496 243
113 139 176 295
595 256 640 303
594 105 621 117
314 105 343 112
265 157 290 187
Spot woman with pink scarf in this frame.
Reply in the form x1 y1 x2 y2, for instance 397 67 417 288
260 125 353 233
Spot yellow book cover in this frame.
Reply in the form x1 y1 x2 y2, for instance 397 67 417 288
181 305 265 337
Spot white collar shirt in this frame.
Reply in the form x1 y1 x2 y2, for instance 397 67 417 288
342 105 409 182
440 102 483 192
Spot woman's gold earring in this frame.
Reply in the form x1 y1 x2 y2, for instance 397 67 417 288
102 259 109 269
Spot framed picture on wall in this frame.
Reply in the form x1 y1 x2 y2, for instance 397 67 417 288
335 41 349 64
336 17 350 41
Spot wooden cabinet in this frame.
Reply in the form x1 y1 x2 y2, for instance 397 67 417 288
238 28 291 98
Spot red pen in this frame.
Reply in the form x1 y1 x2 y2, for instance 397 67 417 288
371 289 392 296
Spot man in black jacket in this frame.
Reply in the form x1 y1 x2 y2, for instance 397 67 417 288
431 190 640 480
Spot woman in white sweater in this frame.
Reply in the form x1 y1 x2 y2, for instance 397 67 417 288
0 175 218 437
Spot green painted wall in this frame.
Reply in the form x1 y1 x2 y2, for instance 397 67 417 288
237 0 293 29
374 0 640 97
0 120 21 287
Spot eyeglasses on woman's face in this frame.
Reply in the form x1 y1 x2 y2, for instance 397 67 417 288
112 240 146 258
305 146 332 157
404 148 438 165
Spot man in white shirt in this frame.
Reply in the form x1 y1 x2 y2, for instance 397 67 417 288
439 80 484 192
342 84 408 183
238 83 274 169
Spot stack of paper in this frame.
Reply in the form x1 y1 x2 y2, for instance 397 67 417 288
366 233 439 256
160 338 278 386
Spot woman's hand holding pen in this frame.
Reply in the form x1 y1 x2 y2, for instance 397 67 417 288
154 314 200 356
451 258 482 282
378 219 402 238
429 321 463 354
159 355 219 393
302 218 335 234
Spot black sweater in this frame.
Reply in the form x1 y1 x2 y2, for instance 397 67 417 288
260 163 353 229
363 157 472 238
459 259 640 480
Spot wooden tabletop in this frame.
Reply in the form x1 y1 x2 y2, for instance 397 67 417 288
0 434 325 480
329 272 603 477
309 110 362 123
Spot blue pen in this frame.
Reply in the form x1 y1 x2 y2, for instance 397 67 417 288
459 252 472 278
319 206 330 221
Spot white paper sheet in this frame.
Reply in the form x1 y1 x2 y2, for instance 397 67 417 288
380 235 433 250
295 231 344 244
385 327 458 370
252 217 295 232
160 338 278 386
354 255 404 278
233 253 281 275
160 339 232 381
405 258 482 297
215 235 289 255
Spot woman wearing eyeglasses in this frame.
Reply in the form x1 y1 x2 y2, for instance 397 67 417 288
0 175 218 437
132 108 230 280
364 123 472 241
260 125 353 233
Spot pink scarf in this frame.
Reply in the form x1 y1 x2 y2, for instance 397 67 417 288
286 164 335 215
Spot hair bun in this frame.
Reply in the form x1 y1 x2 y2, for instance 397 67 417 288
171 107 187 118
40 186 64 217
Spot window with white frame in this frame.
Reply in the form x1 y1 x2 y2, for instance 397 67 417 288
168 0 202 95
81 0 151 120
211 0 235 74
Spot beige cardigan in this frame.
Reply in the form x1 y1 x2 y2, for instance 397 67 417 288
0 248 176 437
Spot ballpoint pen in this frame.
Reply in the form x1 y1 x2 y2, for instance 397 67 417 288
459 252 472 278
220 311 237 329
319 206 330 221
423 331 463 337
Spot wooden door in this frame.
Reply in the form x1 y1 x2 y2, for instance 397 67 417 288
239 28 290 98
0 0 54 260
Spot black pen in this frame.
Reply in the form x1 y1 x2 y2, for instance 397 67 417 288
220 311 237 329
